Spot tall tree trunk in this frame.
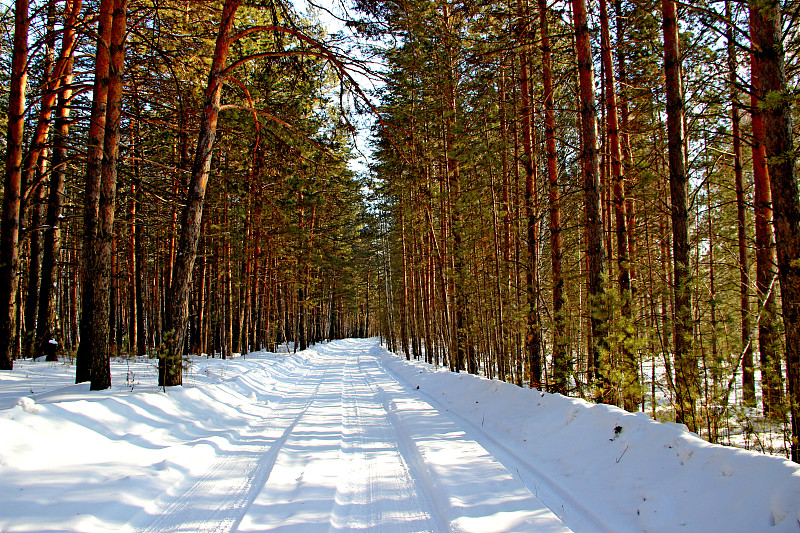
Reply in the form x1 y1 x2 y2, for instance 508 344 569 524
23 0 85 362
195 228 207 356
572 0 608 397
600 0 636 409
24 173 47 360
297 193 307 353
68 247 79 352
238 202 253 354
110 236 119 354
0 0 30 370
538 0 567 394
161 0 244 386
727 0 754 405
135 182 147 357
128 175 138 354
662 0 697 431
518 0 542 389
706 168 720 419
224 223 233 358
614 0 635 282
498 66 512 382
750 0 800 461
37 1 80 362
750 53 782 417
128 72 146 356
22 0 56 361
83 0 127 390
76 0 114 383
22 2 57 361
441 4 471 374
400 212 410 359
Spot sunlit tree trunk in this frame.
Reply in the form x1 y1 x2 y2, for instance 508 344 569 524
750 53 782 417
161 0 244 385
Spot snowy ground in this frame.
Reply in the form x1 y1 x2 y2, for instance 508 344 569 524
1 338 799 532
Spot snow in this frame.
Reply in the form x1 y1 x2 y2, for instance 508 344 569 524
1 338 799 532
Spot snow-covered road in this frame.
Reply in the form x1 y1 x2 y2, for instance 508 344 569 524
131 339 572 532
3 338 799 532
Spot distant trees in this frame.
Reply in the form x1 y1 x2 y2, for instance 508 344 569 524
364 0 800 459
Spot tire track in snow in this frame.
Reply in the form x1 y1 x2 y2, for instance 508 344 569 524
131 340 582 532
132 356 329 533
373 348 613 533
360 348 574 533
234 350 348 532
364 370 457 532
327 348 442 532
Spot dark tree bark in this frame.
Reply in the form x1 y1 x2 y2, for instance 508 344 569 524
614 0 635 273
128 73 144 356
750 0 800 461
224 222 233 359
400 212 410 359
128 175 138 354
22 4 54 355
194 226 207 356
0 0 29 370
83 0 127 390
518 0 542 389
498 66 512 383
24 175 46 360
76 0 114 383
23 0 85 362
22 0 56 361
662 0 697 431
134 181 146 357
297 193 307 353
440 4 472 375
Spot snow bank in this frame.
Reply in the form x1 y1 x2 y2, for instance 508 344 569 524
376 343 800 532
0 349 315 532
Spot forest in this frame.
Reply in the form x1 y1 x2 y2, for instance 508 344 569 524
0 0 799 463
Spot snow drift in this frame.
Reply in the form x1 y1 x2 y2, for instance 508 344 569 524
377 343 800 532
